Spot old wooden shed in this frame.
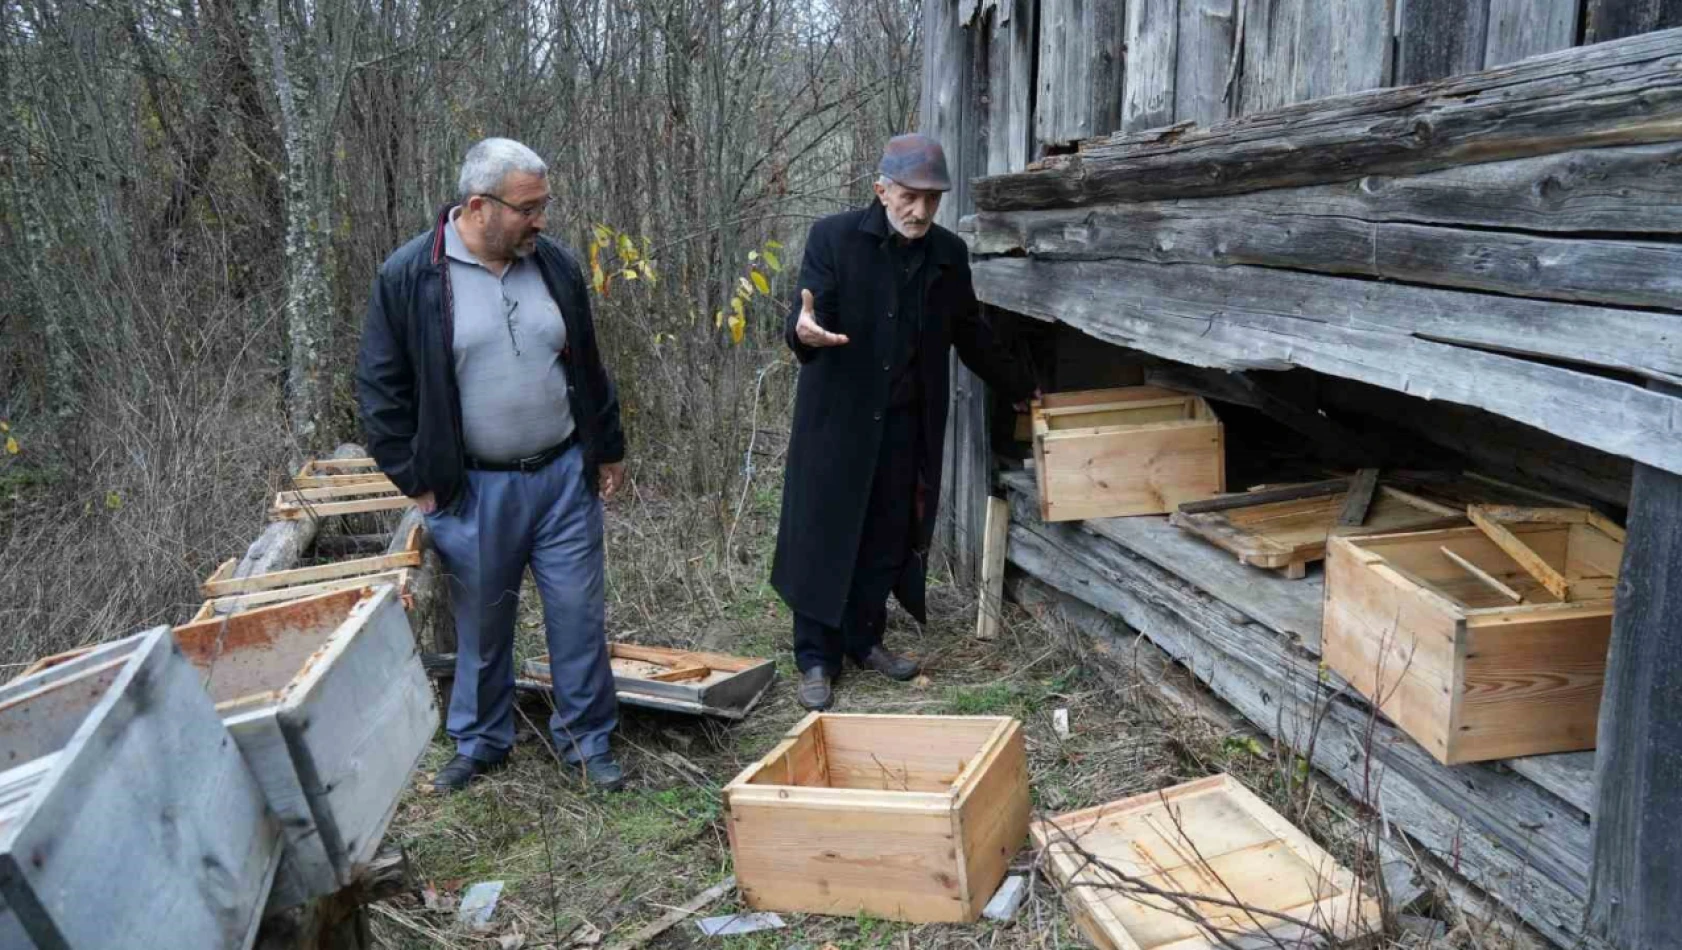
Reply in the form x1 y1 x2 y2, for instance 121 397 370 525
919 2 1682 947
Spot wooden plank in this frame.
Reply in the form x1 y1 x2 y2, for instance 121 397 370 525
1002 515 1596 945
1396 0 1488 83
271 495 416 520
966 199 1682 312
1337 469 1380 527
1484 0 1579 66
955 721 1030 919
1121 0 1178 133
290 473 391 490
1440 546 1524 603
1468 506 1571 601
975 496 1010 640
979 29 1682 210
1239 0 1306 114
1178 479 1351 515
202 551 422 597
972 256 1682 475
1294 0 1391 102
1589 382 1682 944
1586 0 1682 42
206 571 408 613
1174 0 1236 128
1034 0 1125 145
1039 419 1226 521
986 0 1035 174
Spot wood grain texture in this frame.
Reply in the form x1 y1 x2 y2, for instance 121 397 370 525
1034 387 1224 521
1172 488 1464 571
1484 0 1578 66
973 256 1682 475
980 29 1682 211
1396 0 1488 84
1122 0 1179 133
1586 0 1682 42
1239 0 1306 114
1174 0 1236 128
1293 0 1391 102
956 721 1030 918
1589 403 1682 944
1035 0 1125 145
966 198 1682 311
975 496 1010 640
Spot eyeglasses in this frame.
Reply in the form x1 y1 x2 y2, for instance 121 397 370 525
502 295 521 356
479 193 554 219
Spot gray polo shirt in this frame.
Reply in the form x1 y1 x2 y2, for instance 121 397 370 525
444 214 576 462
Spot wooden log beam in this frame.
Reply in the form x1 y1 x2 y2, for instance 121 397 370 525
975 28 1682 211
972 256 1682 474
1589 382 1682 946
1000 485 1599 946
963 197 1682 311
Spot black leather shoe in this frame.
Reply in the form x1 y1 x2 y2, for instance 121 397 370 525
572 752 626 791
431 753 506 793
797 668 834 710
856 645 919 681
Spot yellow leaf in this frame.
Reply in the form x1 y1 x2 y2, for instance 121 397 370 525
732 295 746 322
727 312 746 345
747 250 759 261
750 270 770 295
638 260 657 284
763 249 781 272
737 276 754 297
766 240 783 249
4 436 17 455
593 223 612 244
623 269 639 280
618 233 636 261
105 490 122 510
0 420 9 432
714 310 724 328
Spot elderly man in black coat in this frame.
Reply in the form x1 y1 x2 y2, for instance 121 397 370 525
770 134 1036 710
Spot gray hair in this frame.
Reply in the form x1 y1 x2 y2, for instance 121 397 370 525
457 138 548 199
876 174 895 189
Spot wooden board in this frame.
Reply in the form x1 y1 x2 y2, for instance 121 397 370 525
1171 486 1465 575
725 714 1027 923
0 628 281 949
975 496 1010 640
1484 0 1578 66
1036 774 1380 950
174 586 438 909
523 643 777 716
1121 0 1177 133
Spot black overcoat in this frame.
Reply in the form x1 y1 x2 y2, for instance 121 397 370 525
770 202 1035 629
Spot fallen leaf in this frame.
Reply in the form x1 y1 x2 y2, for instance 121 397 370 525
912 674 933 689
498 933 526 950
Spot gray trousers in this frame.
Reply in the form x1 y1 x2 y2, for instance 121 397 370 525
425 444 617 763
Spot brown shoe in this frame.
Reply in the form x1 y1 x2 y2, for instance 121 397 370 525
797 668 834 710
855 645 920 681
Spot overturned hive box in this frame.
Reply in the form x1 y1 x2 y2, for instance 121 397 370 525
1036 774 1381 950
1323 516 1623 765
0 628 281 949
724 713 1029 923
173 584 438 909
1033 386 1224 522
523 643 777 720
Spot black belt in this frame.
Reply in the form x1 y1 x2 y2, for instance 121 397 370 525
465 431 577 472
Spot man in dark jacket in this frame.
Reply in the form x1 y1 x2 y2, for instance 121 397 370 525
357 138 628 791
771 134 1035 710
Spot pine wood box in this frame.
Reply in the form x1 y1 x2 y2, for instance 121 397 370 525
1032 386 1225 522
1036 774 1380 950
173 584 439 909
0 628 282 949
1323 520 1623 765
723 713 1029 923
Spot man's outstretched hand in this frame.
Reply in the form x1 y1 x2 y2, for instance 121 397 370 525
794 289 848 348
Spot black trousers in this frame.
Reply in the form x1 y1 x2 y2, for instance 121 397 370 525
793 405 918 676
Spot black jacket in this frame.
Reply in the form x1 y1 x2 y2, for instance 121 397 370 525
770 203 1034 628
355 206 625 510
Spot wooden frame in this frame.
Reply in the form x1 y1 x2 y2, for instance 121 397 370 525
523 643 777 719
270 474 413 521
291 457 390 491
723 713 1029 923
0 628 281 949
1171 482 1465 579
1323 519 1623 764
201 525 424 600
172 585 438 909
1035 774 1380 950
1032 386 1225 522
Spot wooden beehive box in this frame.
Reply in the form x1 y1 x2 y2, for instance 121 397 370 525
173 585 438 909
1036 774 1381 950
1033 386 1224 522
524 643 777 719
0 628 281 949
1323 517 1624 765
724 713 1029 923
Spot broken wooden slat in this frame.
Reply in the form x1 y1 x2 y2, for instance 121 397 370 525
1440 545 1524 604
271 495 416 520
202 551 423 598
205 570 411 613
1177 479 1351 515
1337 469 1380 527
975 496 1010 641
1468 505 1572 601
